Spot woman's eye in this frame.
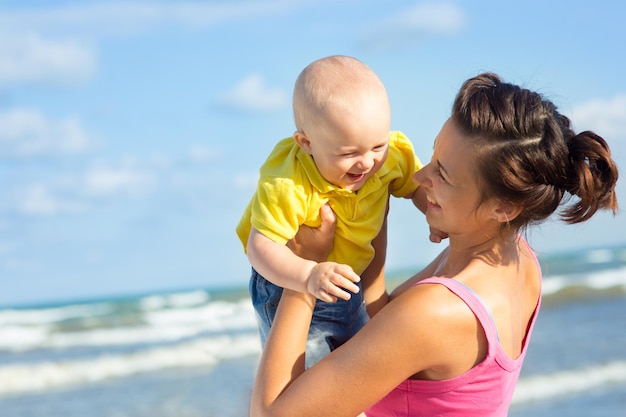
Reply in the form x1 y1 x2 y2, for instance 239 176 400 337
436 168 448 183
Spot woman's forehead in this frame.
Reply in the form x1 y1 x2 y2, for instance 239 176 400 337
434 120 476 176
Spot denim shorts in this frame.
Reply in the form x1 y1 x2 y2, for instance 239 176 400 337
249 267 369 368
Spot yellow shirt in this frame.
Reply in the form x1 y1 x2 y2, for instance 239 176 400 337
236 131 422 275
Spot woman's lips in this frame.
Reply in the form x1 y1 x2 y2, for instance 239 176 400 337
427 195 441 209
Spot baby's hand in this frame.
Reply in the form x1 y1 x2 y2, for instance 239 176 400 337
306 262 360 303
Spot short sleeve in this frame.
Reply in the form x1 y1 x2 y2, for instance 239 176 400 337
388 131 423 198
250 177 308 244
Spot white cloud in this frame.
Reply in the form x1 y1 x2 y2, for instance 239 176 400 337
217 74 289 112
0 32 96 86
4 160 157 217
0 1 307 38
389 2 466 33
0 1 312 87
570 95 626 141
16 184 86 216
83 166 155 197
0 108 98 157
360 2 467 51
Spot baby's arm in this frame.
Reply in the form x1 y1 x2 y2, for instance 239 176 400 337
247 207 361 303
360 201 389 317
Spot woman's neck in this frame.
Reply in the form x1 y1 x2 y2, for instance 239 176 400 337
437 232 519 277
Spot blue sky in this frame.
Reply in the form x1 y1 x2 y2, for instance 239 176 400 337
1 0 625 307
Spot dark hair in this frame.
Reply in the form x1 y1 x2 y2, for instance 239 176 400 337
451 72 618 230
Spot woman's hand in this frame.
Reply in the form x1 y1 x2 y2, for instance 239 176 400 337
287 204 336 262
287 205 360 302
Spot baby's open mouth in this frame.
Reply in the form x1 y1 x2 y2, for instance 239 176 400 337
347 172 366 181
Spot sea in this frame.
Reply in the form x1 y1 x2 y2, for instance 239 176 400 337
1 244 626 417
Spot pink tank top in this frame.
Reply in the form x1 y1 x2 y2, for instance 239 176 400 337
366 274 541 417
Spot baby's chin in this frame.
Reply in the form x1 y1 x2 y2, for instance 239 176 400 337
342 181 365 192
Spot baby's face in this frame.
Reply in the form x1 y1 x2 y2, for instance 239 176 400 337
303 104 390 192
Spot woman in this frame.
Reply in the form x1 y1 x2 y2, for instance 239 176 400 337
250 73 619 417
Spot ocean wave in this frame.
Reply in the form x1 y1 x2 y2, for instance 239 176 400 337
0 267 624 353
0 302 114 326
542 266 626 294
0 298 257 352
1 343 624 404
541 266 626 305
0 334 261 398
583 248 618 264
513 360 626 404
139 290 210 310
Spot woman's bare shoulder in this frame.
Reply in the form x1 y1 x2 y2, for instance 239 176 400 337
384 280 486 378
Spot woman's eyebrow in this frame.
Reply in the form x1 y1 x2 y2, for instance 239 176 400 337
432 137 450 178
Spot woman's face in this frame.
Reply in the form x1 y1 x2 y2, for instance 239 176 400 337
413 118 497 237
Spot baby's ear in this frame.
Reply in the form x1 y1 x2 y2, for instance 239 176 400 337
293 130 313 154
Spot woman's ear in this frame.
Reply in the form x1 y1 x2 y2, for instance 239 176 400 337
293 130 313 154
492 200 522 224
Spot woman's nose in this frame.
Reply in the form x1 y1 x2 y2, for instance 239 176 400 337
413 163 431 186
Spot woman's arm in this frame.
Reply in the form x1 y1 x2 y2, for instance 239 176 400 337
250 281 467 417
251 288 406 417
250 289 315 417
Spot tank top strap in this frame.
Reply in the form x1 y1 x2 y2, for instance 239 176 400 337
415 277 500 349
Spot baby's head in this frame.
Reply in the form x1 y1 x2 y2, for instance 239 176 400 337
292 56 391 191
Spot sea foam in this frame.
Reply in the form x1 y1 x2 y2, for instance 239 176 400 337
513 360 626 404
0 334 261 398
